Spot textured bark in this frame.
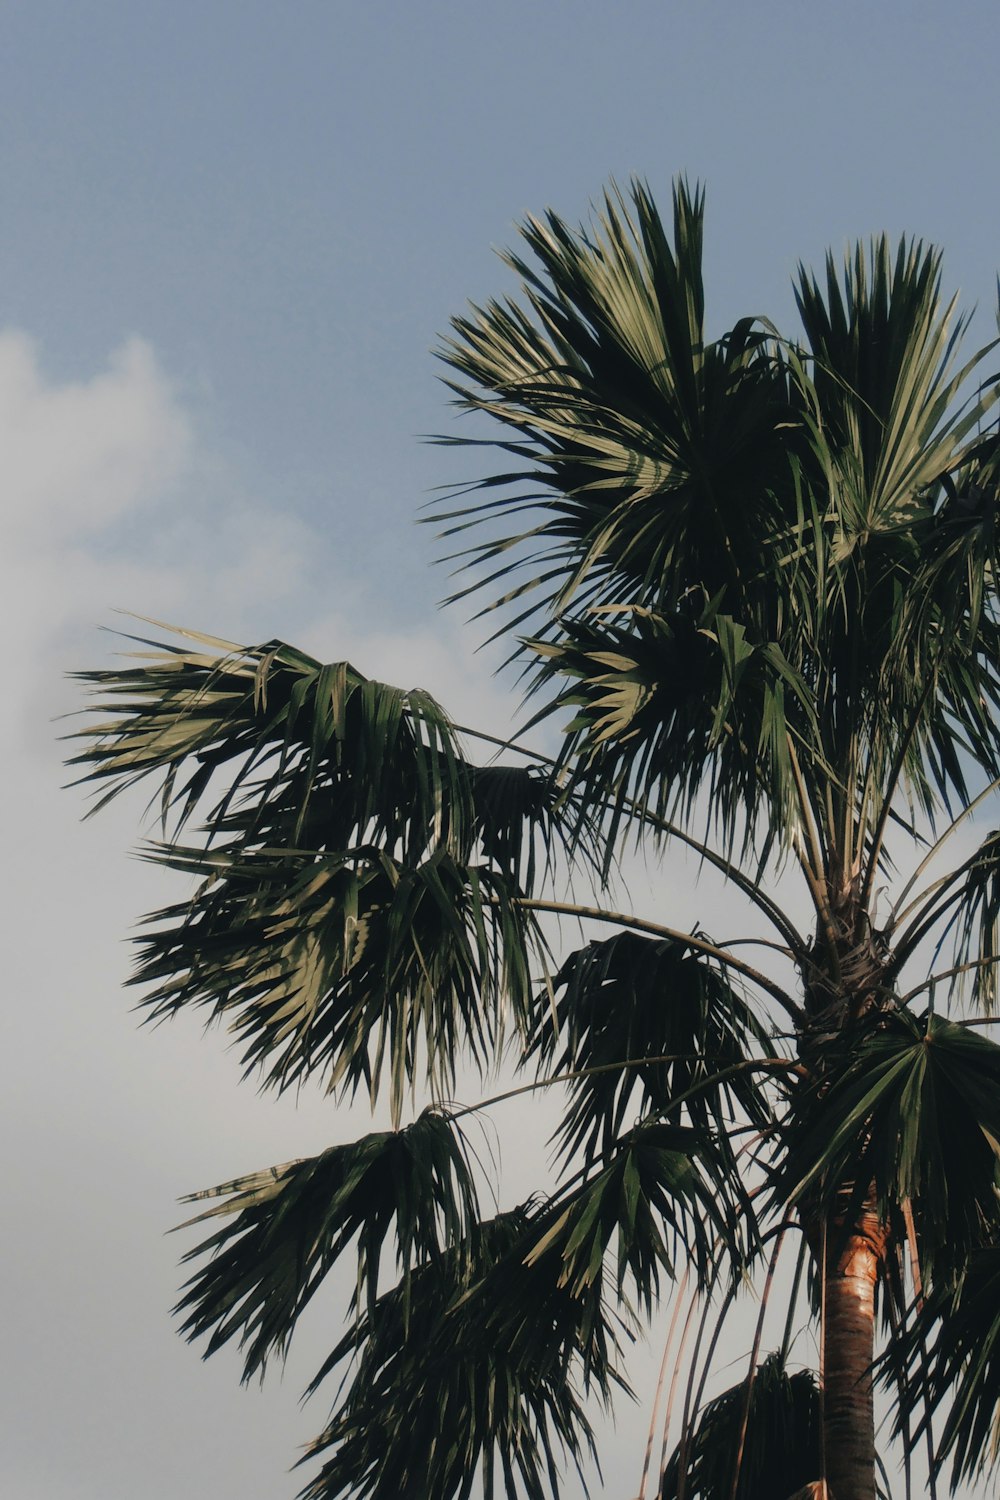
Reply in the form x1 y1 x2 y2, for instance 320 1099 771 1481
823 1205 885 1500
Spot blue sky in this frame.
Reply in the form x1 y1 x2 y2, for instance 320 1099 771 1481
3 3 999 1497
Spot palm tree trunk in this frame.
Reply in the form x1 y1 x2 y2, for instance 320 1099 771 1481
822 1204 884 1500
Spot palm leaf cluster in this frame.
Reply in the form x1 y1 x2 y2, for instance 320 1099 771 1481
70 178 1000 1499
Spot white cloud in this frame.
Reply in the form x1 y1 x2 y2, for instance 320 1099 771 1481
0 331 190 546
0 329 572 1500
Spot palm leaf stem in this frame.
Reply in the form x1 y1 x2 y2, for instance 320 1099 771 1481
891 1294 914 1500
889 881 975 971
891 870 973 955
675 1250 735 1500
665 1275 706 1500
446 1055 799 1126
728 1216 795 1500
887 774 1000 927
858 675 941 919
884 1294 932 1500
715 936 797 959
897 958 1000 1008
787 738 841 983
679 1271 739 1497
627 811 809 960
898 1199 932 1500
639 1265 692 1500
507 896 803 1018
779 1232 808 1365
453 723 809 956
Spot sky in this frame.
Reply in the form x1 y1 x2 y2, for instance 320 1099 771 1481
3 2 1000 1497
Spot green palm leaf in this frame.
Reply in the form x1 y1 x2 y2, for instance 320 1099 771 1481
173 1110 479 1379
526 930 773 1167
523 1117 742 1313
299 1207 625 1500
659 1351 820 1500
68 629 609 1111
778 1011 1000 1282
129 839 541 1108
884 1245 1000 1488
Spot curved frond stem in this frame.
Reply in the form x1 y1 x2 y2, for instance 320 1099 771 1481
639 812 809 956
903 1198 923 1310
716 936 797 959
681 1274 740 1483
631 802 810 957
787 737 828 886
888 774 1000 926
667 1278 708 1500
884 1290 914 1500
890 883 969 971
897 957 1000 1009
446 1053 801 1126
858 674 939 919
728 1215 795 1500
677 1250 736 1500
639 1264 692 1500
902 1195 938 1498
451 723 556 765
453 724 810 956
787 738 841 980
779 1230 809 1365
507 896 804 1019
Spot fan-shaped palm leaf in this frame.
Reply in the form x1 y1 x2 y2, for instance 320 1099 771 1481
777 1011 1000 1283
174 1110 479 1379
659 1350 820 1500
883 1245 1000 1488
130 839 541 1110
300 1206 626 1500
524 1117 742 1313
69 629 610 1112
526 930 774 1167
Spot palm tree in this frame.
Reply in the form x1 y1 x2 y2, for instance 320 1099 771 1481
69 180 1000 1500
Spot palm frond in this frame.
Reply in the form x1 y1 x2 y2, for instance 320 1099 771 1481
777 1011 1000 1283
130 839 542 1111
658 1350 820 1500
299 1206 627 1500
173 1110 479 1380
883 1245 1000 1490
941 827 1000 1012
525 930 774 1168
68 630 612 1110
525 1117 744 1315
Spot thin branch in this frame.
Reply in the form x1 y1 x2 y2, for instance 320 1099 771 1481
639 1267 692 1500
897 957 1000 1009
887 773 1000 925
729 1216 793 1500
859 673 939 917
507 895 804 1019
445 1053 801 1125
452 722 810 956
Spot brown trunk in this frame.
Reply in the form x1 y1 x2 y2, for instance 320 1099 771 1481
822 1204 884 1500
